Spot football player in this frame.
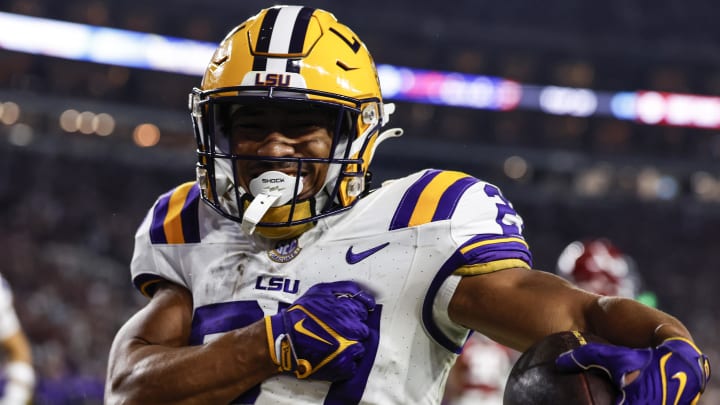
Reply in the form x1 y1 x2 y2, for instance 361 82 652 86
556 238 658 306
106 6 710 404
443 333 517 405
0 274 35 405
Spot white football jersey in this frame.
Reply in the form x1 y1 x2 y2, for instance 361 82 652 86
445 333 517 405
131 169 532 405
0 273 20 341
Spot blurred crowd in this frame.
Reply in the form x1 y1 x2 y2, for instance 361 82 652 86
0 145 182 403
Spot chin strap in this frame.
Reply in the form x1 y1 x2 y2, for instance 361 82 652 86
242 171 303 235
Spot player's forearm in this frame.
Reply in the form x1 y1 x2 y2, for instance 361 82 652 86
106 320 278 405
587 296 692 347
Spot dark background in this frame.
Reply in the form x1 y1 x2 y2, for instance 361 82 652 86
0 0 718 403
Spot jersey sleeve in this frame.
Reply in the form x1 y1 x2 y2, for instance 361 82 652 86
389 170 532 351
130 182 201 297
449 177 533 275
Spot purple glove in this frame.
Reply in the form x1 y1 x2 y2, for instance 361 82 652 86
556 337 711 405
265 281 375 381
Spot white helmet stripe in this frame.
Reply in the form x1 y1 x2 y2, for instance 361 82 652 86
266 6 302 72
251 6 315 74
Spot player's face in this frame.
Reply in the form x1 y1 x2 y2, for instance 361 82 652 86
228 104 336 200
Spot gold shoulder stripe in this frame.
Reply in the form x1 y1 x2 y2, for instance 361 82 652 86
408 171 469 227
453 259 531 276
163 182 195 244
459 236 528 255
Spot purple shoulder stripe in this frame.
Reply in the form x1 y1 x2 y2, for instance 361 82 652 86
389 169 440 230
149 183 201 244
390 170 478 230
432 175 479 222
459 234 533 268
180 184 201 243
149 189 172 244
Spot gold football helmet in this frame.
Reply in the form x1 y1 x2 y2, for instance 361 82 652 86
190 5 399 239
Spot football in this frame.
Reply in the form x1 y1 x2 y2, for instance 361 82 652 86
503 331 619 405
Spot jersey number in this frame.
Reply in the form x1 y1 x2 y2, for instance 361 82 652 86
190 301 381 405
484 184 523 234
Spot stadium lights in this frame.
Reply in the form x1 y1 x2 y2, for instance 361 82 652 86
59 109 116 136
2 11 720 129
7 123 33 146
132 123 161 147
0 101 20 125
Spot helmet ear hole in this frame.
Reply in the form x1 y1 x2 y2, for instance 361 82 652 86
346 177 364 198
361 104 379 125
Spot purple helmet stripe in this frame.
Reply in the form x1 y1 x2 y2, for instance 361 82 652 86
285 7 314 73
288 7 314 53
251 6 280 71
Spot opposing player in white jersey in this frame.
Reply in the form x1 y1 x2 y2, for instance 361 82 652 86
106 5 710 404
0 274 35 405
442 333 517 405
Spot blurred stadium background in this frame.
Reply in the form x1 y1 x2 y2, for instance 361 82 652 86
1 0 718 403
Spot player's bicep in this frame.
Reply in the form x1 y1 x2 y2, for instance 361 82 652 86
108 281 193 373
448 267 596 352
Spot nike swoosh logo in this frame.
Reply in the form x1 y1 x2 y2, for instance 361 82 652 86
672 371 687 405
294 319 331 345
346 242 390 264
660 352 688 405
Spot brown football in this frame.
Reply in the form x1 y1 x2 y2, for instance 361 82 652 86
503 331 619 405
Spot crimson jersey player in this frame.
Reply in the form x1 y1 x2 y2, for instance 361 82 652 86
556 238 657 306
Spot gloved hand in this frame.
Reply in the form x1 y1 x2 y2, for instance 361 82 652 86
265 280 376 381
556 337 711 405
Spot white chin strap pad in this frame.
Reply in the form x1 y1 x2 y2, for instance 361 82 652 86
242 171 303 235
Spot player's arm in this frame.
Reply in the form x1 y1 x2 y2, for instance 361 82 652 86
106 279 375 404
448 267 691 351
105 280 278 405
449 267 710 403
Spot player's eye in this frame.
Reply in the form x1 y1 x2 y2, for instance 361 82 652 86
231 123 267 142
284 124 326 136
